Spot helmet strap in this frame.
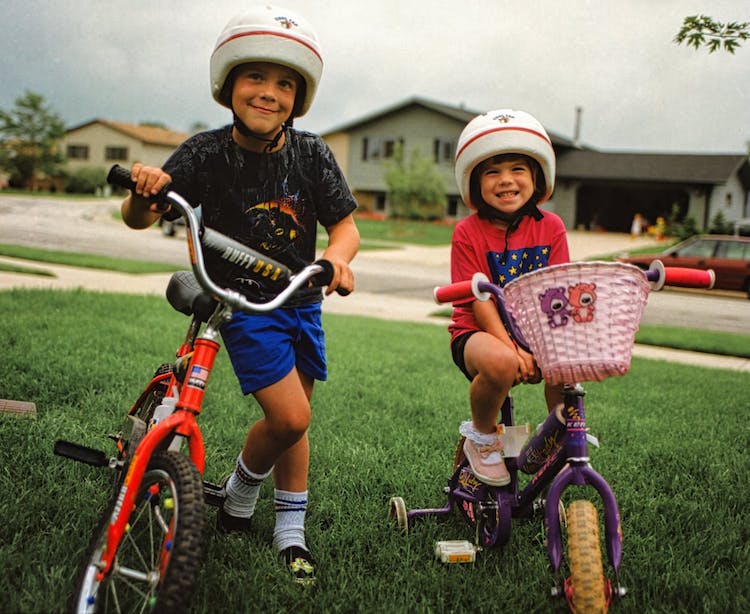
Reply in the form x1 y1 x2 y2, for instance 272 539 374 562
232 113 288 152
477 195 543 225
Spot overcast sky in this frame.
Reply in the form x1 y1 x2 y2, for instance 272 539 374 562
2 0 748 154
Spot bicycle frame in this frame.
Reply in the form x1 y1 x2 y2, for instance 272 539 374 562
393 261 715 608
100 336 218 576
58 168 333 583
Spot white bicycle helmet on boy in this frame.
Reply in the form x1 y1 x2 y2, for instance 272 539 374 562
454 109 555 211
210 4 323 118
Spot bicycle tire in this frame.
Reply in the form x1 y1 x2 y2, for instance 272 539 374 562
566 500 607 614
71 451 205 614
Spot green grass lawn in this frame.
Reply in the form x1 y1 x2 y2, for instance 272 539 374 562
0 243 181 275
1 289 749 613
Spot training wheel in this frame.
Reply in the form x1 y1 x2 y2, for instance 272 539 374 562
388 496 409 534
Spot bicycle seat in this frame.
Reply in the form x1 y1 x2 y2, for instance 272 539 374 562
166 270 218 321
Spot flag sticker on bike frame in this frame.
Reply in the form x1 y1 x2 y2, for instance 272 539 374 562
188 365 210 390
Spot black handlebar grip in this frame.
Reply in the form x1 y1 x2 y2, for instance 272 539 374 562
107 164 171 209
312 259 334 287
106 164 136 191
312 259 350 296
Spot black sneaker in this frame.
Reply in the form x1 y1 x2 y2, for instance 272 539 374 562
216 505 252 534
280 545 316 585
216 475 252 534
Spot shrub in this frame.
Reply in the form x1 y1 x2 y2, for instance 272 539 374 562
65 167 108 194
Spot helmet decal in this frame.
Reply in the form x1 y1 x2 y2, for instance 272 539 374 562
275 16 298 28
492 112 514 123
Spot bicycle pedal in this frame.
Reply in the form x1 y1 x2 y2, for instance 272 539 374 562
53 439 110 467
203 481 225 507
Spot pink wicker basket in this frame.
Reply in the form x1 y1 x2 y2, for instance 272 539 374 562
502 262 651 384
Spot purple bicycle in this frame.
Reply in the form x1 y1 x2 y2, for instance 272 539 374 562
389 260 714 613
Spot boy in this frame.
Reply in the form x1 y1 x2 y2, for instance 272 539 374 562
121 5 359 584
449 109 569 486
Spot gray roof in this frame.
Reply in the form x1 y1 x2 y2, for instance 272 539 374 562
322 96 576 147
557 150 749 186
320 96 748 189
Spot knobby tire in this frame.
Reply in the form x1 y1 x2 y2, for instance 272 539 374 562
566 499 607 614
70 451 205 613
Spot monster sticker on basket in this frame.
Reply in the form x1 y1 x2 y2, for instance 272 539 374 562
539 283 598 329
539 286 569 328
568 282 597 323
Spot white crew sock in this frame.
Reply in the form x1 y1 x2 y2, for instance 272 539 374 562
223 455 272 519
273 489 308 552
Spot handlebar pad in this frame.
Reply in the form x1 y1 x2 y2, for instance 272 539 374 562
434 280 474 304
663 266 715 289
201 228 292 285
107 164 171 208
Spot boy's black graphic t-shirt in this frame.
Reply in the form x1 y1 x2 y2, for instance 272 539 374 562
163 126 357 304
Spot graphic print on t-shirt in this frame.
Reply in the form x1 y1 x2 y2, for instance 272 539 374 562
244 190 306 267
486 245 551 287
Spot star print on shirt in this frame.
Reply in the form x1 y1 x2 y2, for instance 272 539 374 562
486 246 551 287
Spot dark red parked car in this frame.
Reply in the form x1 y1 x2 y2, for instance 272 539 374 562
617 234 750 298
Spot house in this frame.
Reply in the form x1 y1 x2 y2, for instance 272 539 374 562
61 120 189 176
321 97 750 233
321 97 484 218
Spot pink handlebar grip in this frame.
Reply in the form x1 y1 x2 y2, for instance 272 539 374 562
646 260 715 291
434 280 473 304
663 266 715 289
434 273 492 304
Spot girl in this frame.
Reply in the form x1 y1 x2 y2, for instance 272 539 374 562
449 109 569 485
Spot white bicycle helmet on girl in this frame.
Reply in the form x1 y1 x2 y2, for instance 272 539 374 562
210 5 323 118
454 109 555 210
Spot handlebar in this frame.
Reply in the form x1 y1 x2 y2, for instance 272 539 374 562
107 164 341 313
434 260 716 353
434 260 715 306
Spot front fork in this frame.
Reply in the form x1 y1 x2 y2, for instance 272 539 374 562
543 386 625 597
98 337 219 577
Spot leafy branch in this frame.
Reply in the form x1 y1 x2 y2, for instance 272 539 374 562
674 15 749 53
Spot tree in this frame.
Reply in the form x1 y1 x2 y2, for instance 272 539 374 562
674 15 749 53
0 91 66 188
383 143 446 220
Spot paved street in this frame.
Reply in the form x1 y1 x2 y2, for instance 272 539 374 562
1 194 748 343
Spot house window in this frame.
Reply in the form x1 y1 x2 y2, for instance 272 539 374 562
105 146 128 161
433 138 455 163
446 196 459 218
362 137 402 161
66 144 89 160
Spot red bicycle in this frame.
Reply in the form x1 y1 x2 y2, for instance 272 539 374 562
54 165 339 613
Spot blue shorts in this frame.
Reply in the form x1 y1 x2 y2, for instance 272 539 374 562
220 304 327 395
